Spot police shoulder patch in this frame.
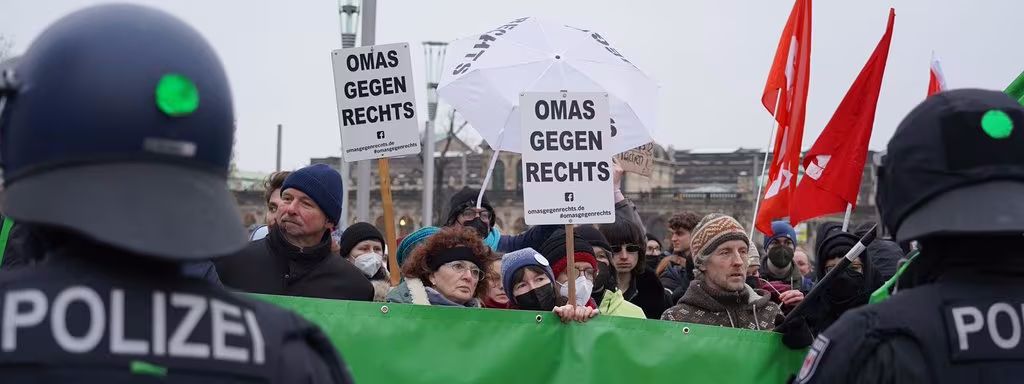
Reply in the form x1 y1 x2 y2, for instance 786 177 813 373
796 334 830 383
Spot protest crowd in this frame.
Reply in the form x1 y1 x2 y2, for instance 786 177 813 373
1 1 1024 383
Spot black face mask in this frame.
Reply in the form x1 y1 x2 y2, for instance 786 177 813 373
465 218 489 238
745 276 760 290
767 246 795 269
591 261 618 305
827 269 866 306
514 283 556 311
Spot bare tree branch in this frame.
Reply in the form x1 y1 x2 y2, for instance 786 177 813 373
0 35 14 62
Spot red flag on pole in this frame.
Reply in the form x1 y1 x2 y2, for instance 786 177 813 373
756 0 812 235
790 8 895 225
927 51 946 96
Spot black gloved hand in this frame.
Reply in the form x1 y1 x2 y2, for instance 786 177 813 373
774 314 814 350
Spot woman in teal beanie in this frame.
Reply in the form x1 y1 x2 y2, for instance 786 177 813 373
397 226 440 267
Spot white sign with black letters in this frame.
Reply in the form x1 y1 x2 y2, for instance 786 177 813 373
520 91 615 225
331 42 421 162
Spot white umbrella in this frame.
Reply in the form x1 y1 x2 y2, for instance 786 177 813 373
438 17 659 154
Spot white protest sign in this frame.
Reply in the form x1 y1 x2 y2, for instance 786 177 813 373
616 142 654 176
331 43 421 162
520 92 615 225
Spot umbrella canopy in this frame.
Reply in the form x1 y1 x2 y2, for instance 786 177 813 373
438 17 659 153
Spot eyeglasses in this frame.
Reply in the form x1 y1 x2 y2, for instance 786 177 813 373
444 261 484 280
459 208 492 223
611 244 642 254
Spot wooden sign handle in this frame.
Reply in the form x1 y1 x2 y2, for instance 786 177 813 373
379 158 401 287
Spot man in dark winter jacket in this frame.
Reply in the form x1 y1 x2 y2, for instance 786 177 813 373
216 164 373 301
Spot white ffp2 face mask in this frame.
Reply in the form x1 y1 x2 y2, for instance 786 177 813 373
558 274 594 306
354 253 383 277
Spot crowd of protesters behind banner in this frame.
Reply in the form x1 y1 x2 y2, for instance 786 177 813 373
0 153 905 341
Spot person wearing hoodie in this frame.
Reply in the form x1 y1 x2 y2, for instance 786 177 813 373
575 226 646 319
500 247 599 323
443 187 557 252
338 222 391 302
761 221 813 292
805 229 884 335
598 220 671 319
854 221 904 281
662 214 782 330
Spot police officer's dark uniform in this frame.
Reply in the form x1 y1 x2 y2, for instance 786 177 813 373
0 5 355 383
795 89 1024 383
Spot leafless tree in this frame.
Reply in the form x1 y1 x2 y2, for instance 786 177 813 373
0 35 13 62
419 109 469 226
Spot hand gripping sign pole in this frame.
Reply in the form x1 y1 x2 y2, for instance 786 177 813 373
331 42 422 286
379 158 401 286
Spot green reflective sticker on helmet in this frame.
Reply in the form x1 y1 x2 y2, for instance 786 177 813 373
981 109 1013 139
155 73 199 116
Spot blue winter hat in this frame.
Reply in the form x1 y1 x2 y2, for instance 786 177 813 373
501 247 555 304
764 221 797 249
281 164 343 225
397 226 439 266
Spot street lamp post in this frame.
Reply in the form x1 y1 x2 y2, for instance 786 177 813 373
337 0 360 229
422 41 447 227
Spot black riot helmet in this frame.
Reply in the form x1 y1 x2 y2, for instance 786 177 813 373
0 4 245 260
877 89 1024 241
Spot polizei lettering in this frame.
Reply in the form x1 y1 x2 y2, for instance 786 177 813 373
525 99 610 183
946 301 1024 361
341 49 415 126
451 17 530 76
0 286 266 364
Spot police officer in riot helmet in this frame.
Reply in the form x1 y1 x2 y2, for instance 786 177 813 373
795 89 1024 383
0 4 354 383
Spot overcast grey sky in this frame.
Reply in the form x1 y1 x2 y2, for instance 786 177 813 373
1 0 1020 173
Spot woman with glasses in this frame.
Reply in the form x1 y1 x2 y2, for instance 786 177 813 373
599 220 671 319
386 227 494 307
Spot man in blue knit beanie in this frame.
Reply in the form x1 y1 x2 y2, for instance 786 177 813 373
216 163 374 301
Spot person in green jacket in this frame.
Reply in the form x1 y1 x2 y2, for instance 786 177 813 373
576 226 646 319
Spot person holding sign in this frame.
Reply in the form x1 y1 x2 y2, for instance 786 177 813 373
536 230 602 310
443 187 558 252
500 248 599 323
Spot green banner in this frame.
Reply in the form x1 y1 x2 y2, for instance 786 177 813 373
255 294 806 383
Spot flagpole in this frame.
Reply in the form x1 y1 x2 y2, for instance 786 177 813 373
841 203 853 231
750 89 782 239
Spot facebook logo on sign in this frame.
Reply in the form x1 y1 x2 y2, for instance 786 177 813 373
376 131 385 139
564 192 574 202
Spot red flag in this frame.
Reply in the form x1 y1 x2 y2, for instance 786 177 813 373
756 0 812 235
927 51 946 96
790 8 895 225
